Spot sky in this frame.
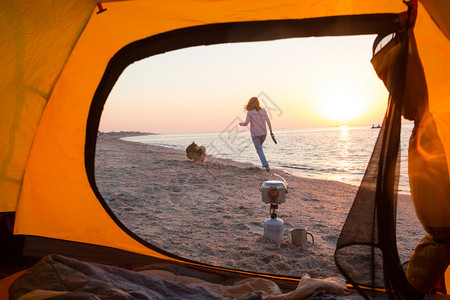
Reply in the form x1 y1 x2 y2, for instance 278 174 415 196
99 34 390 134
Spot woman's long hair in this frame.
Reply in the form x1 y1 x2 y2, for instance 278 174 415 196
244 97 261 111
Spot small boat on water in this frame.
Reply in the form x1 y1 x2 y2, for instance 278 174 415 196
371 124 381 129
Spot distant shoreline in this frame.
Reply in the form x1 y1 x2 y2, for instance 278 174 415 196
97 122 415 136
98 131 157 136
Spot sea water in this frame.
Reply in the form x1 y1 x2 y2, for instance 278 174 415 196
124 123 414 195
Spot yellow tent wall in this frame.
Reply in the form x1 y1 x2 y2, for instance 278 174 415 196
0 0 449 264
410 0 450 238
416 0 450 155
0 1 94 212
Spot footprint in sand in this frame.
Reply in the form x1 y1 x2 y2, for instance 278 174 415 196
322 234 338 244
302 197 320 202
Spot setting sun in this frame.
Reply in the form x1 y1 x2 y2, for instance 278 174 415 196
316 76 369 124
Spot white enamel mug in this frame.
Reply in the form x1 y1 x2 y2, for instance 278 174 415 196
291 228 314 249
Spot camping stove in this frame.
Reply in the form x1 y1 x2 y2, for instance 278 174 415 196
260 175 288 243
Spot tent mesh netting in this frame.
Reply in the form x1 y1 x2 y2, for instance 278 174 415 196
334 13 424 300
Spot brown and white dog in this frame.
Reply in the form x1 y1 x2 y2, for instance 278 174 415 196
186 141 207 163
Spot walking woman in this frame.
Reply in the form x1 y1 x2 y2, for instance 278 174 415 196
239 96 274 171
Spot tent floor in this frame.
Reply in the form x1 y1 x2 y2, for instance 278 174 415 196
0 256 40 279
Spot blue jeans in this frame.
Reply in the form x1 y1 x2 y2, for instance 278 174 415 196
252 135 268 167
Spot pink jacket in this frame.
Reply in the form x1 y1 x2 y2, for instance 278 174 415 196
239 108 273 136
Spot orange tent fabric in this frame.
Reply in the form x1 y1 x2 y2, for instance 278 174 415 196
0 0 449 291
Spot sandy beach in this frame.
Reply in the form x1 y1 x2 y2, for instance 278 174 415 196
95 134 426 279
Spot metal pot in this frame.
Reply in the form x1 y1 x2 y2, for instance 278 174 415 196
260 180 288 204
